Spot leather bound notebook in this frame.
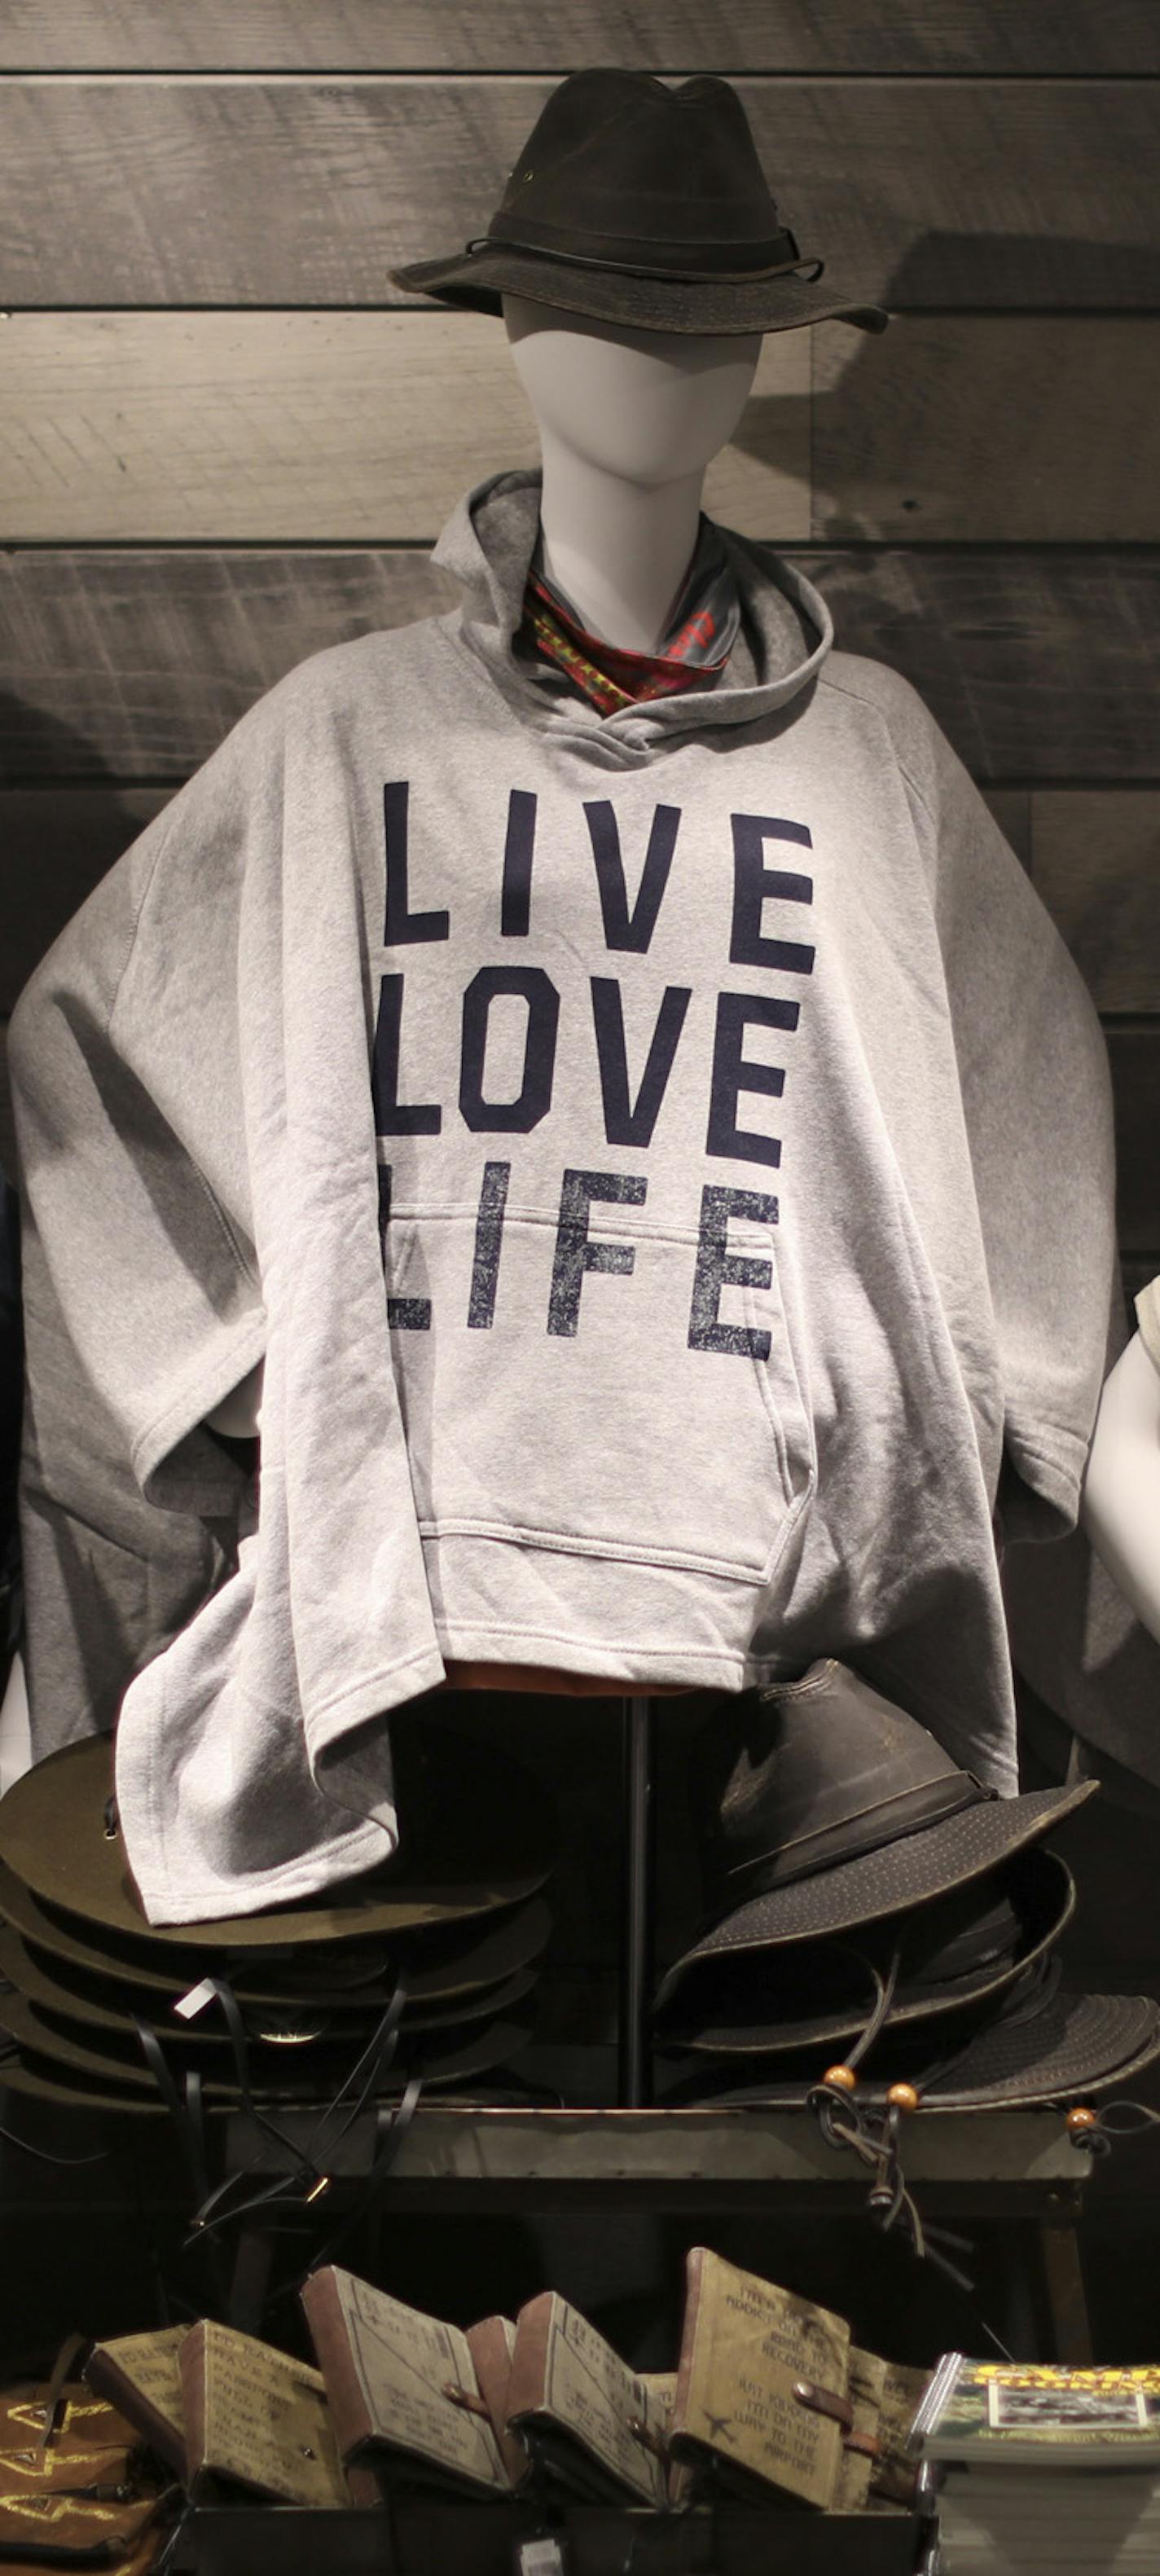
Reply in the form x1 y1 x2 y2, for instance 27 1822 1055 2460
464 2314 531 2491
670 2246 851 2509
86 2325 190 2477
301 2266 512 2499
178 2319 349 2508
505 2292 670 2507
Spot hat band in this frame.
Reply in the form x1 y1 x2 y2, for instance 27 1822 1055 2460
721 1771 988 1902
465 228 823 288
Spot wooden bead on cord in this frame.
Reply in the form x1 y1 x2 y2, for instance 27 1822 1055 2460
823 2064 858 2092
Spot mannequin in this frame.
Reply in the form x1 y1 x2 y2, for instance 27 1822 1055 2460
11 65 1120 1924
1079 1327 1160 1642
206 297 765 1706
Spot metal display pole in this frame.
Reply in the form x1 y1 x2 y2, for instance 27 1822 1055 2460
617 1694 657 2108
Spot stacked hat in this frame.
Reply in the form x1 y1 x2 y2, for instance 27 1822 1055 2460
653 1662 1160 2117
0 1713 556 2120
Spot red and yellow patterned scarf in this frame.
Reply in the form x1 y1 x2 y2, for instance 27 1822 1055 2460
519 515 740 716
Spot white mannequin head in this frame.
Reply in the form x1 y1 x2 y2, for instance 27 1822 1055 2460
503 293 761 486
501 293 762 651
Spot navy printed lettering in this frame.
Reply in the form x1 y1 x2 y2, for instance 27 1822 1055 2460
547 1169 648 1338
459 966 560 1134
467 1160 511 1329
688 1185 780 1358
372 974 442 1136
730 814 815 975
376 1162 432 1330
591 978 692 1149
706 992 798 1168
583 800 680 953
383 779 450 946
501 789 537 937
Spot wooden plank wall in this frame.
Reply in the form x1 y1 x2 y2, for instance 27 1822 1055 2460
1 10 1158 1288
1 13 1158 2042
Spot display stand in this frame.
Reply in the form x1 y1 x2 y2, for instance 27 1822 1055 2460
617 1695 657 2109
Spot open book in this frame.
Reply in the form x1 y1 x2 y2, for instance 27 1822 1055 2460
86 2326 190 2477
301 2268 512 2500
179 2320 349 2508
505 2292 670 2506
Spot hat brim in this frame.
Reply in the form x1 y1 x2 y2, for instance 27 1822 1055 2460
0 1861 550 2007
0 1920 537 2046
0 1725 556 1943
662 1847 1074 2057
655 1779 1097 2007
0 1985 532 2100
389 249 890 337
663 1988 1160 2114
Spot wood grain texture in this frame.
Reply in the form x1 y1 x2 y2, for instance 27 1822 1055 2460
0 313 810 543
11 310 1160 547
0 548 459 779
1108 1027 1160 1251
2 80 1159 310
790 549 1160 785
811 318 1160 543
5 2 1158 74
3 547 1158 784
1032 794 1160 1014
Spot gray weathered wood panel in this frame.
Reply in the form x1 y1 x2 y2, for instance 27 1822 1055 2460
11 311 1160 547
1032 794 1160 1016
3 547 1158 785
792 550 1160 785
6 3 1158 74
811 319 1160 544
2 80 1158 310
0 314 811 543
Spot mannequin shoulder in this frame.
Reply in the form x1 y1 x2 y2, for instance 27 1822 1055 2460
817 647 935 738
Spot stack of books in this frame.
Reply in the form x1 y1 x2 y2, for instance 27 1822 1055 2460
909 2354 1160 2573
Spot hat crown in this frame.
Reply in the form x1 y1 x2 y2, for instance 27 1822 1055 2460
698 1660 984 1906
488 68 790 267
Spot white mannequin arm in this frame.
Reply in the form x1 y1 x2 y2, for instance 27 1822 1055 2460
204 1357 264 1440
1079 1330 1160 1644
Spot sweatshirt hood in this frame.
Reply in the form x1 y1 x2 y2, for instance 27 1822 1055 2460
431 466 833 750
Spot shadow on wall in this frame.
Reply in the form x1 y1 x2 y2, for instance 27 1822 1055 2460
733 231 1160 545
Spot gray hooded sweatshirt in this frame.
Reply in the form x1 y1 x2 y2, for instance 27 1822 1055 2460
10 468 1117 1923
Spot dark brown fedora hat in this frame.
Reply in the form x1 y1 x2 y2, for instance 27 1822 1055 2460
656 1660 1096 2007
390 69 889 338
0 1719 556 1945
658 1844 1075 2059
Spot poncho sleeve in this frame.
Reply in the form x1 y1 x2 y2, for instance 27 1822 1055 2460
895 682 1118 1545
7 714 270 1756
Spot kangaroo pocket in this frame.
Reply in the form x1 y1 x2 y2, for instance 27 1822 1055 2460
383 1199 815 1586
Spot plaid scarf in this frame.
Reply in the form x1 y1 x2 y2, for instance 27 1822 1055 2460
520 514 741 717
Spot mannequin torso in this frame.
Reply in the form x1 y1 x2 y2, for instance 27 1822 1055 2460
207 297 762 1697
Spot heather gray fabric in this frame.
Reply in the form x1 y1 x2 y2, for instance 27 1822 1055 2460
10 467 1117 1923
